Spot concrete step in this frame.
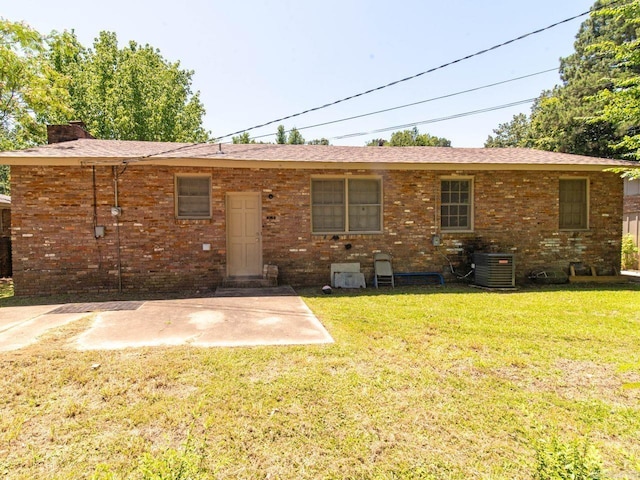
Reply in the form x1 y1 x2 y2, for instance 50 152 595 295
221 276 276 288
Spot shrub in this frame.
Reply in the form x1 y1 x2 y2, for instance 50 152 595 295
534 436 604 480
621 234 639 270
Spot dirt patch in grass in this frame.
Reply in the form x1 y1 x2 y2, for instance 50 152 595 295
494 359 640 405
553 359 640 403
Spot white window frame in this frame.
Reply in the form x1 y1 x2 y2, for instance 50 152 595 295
311 176 383 234
440 177 474 232
175 174 212 219
559 177 589 230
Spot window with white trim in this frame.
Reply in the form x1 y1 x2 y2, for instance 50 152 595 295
175 175 211 219
311 178 382 233
441 178 473 231
559 178 588 230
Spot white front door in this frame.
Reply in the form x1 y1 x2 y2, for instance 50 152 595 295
227 192 262 277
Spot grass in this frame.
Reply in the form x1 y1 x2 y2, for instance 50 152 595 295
1 281 640 479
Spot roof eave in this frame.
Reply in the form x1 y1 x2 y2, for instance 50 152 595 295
1 157 103 166
120 158 632 172
0 156 630 172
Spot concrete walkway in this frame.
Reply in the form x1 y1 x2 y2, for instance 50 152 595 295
0 286 333 352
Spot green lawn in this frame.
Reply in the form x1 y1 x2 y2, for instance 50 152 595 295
1 282 639 479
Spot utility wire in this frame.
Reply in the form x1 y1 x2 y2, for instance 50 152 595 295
249 68 557 140
213 5 605 142
332 98 537 140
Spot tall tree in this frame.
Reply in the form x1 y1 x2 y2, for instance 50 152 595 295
232 132 255 144
49 31 210 142
275 125 287 144
367 127 451 147
274 125 306 144
485 113 533 148
485 0 639 159
1 23 212 192
287 127 305 145
590 0 640 162
1 19 72 193
0 20 71 149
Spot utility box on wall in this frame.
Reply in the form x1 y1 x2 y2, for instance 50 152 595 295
473 253 515 288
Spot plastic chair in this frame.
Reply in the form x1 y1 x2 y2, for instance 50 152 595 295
374 253 394 288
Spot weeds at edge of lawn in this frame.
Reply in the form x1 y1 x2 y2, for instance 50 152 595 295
0 278 12 301
532 434 604 480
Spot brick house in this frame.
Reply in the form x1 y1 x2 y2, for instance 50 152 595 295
0 125 634 295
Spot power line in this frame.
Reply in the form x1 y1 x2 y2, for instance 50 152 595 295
249 68 557 141
213 6 602 142
332 98 537 140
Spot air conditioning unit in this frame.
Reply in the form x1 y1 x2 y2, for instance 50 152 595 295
473 253 515 288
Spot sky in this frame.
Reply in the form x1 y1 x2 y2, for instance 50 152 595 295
2 0 596 147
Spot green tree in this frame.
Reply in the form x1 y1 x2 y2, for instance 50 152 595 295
307 138 330 145
367 127 451 147
0 166 8 195
0 19 71 150
528 0 632 157
232 132 255 144
287 127 305 145
275 125 287 144
274 125 306 144
48 30 210 142
1 19 72 193
1 23 213 192
486 0 638 159
590 0 640 161
485 113 533 148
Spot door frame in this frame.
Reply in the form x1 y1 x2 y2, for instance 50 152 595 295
226 192 263 277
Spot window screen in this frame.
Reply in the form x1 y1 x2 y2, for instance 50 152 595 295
559 179 587 229
312 178 381 233
348 179 381 232
176 176 211 218
312 179 345 232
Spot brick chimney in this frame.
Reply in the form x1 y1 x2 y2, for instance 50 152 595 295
47 121 95 144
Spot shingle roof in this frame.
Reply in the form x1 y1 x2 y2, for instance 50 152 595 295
0 138 636 169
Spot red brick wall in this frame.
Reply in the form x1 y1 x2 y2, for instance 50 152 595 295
46 123 94 144
10 165 623 295
624 194 640 213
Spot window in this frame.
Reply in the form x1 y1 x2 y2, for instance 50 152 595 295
559 179 587 229
175 175 211 219
311 178 381 233
441 178 472 231
0 208 9 237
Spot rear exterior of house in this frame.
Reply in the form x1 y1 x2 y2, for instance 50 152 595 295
1 127 629 296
